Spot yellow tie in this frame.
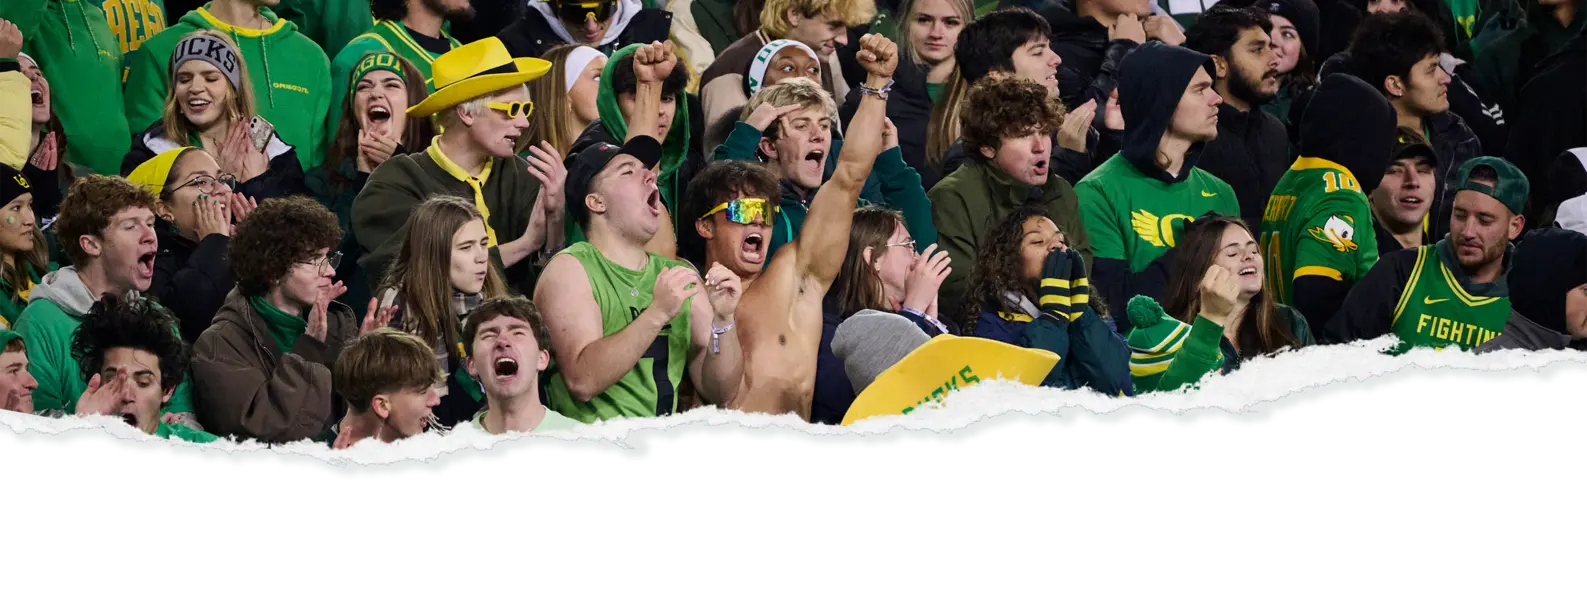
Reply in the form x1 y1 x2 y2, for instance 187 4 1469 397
426 137 499 247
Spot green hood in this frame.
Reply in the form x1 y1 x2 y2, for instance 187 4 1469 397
176 4 304 108
596 44 692 210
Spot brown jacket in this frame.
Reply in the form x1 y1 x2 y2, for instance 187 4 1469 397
191 290 357 443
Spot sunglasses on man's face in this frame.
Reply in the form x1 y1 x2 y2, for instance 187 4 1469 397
557 0 613 24
486 100 534 119
701 198 779 226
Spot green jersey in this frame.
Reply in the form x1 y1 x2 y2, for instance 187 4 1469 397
1260 157 1381 304
1389 244 1509 351
544 242 693 423
1076 154 1240 273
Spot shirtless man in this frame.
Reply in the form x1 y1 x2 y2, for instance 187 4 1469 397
679 34 897 420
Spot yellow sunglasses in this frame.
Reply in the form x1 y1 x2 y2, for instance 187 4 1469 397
486 100 535 119
701 198 779 225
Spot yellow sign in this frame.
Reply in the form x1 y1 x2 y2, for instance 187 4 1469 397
841 335 1060 425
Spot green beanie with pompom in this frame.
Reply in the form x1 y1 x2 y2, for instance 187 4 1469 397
1125 296 1192 388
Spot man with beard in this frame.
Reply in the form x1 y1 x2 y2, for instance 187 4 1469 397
1075 42 1239 329
499 1 672 60
674 33 896 421
1369 128 1438 254
535 43 744 422
1185 5 1290 228
462 296 581 434
325 0 475 153
352 38 564 294
70 294 217 443
1259 73 1396 330
1327 157 1527 351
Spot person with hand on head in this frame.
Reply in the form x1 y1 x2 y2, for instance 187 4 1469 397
192 197 397 444
930 76 1092 320
499 0 674 60
1130 213 1311 393
70 293 219 443
16 175 200 427
375 195 509 428
1076 41 1240 331
458 296 581 434
1477 227 1587 352
123 0 333 172
707 77 933 263
674 33 896 421
1339 11 1481 242
313 52 435 316
699 35 822 154
330 327 444 449
0 329 37 414
0 164 48 328
566 41 699 259
121 32 310 203
1327 156 1526 351
937 8 1127 186
127 147 253 342
324 0 471 154
1369 128 1439 254
535 43 745 422
353 37 564 297
526 45 608 158
700 0 876 135
0 11 130 177
813 207 952 423
1260 73 1396 330
1186 5 1290 227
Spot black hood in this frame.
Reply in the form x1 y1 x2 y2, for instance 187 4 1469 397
1117 42 1218 183
1298 73 1398 192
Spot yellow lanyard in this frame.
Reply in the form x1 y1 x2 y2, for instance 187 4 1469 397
426 137 499 246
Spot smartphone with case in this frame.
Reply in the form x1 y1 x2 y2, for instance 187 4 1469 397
247 115 274 152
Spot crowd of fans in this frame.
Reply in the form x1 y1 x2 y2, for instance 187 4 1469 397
0 0 1581 445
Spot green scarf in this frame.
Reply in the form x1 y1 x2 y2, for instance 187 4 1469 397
596 44 692 217
249 296 309 354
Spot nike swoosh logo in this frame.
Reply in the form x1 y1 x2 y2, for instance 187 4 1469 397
1424 297 1448 305
1200 190 1216 198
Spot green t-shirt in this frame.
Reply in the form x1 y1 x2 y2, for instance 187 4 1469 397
543 242 694 423
926 82 945 105
248 296 307 354
1259 157 1381 305
1389 244 1510 351
1075 154 1240 273
156 422 220 443
469 407 584 434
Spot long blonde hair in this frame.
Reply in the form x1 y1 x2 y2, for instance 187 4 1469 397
380 196 510 351
898 0 975 170
160 31 257 145
527 45 583 157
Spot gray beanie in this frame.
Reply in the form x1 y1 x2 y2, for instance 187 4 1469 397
831 310 932 394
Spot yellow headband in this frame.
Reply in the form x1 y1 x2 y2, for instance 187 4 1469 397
128 147 194 197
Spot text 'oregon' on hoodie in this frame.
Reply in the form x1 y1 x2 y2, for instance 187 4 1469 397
122 3 332 172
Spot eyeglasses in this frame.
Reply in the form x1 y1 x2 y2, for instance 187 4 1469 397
886 239 917 252
486 100 534 119
298 251 342 271
172 173 238 195
700 198 779 225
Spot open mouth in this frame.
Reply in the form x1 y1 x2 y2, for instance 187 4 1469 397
121 413 138 428
1032 159 1048 175
31 89 43 105
646 188 662 216
186 98 212 113
803 149 825 173
741 232 765 264
1398 195 1425 208
1238 266 1258 277
137 252 156 278
366 104 392 125
493 356 519 378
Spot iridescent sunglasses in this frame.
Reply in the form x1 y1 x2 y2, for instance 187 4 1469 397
556 0 614 23
701 198 779 225
486 100 534 119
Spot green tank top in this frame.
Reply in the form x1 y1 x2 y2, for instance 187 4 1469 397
544 242 693 422
1389 245 1509 351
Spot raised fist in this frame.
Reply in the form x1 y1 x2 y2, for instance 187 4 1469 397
855 33 898 80
0 20 22 60
632 41 679 86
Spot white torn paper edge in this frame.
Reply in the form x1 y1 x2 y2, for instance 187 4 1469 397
1 336 1581 465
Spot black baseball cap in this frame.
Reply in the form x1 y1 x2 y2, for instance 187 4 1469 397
565 135 662 206
1390 127 1437 166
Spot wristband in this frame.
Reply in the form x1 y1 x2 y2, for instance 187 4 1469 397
859 79 894 101
710 321 735 353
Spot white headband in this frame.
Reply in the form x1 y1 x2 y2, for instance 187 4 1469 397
564 46 606 93
747 39 819 95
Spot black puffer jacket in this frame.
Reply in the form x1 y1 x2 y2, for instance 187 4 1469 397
840 58 940 188
1199 102 1292 227
1044 2 1140 126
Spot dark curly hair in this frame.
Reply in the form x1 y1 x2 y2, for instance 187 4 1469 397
230 196 342 297
462 296 550 357
1345 11 1445 97
72 293 188 394
961 206 1051 332
55 175 159 268
960 76 1064 162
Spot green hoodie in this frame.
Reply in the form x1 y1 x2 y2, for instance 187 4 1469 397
272 0 372 61
0 263 45 328
12 267 196 416
100 0 169 60
1 0 132 176
1472 0 1586 111
324 19 460 157
123 4 332 171
596 44 691 211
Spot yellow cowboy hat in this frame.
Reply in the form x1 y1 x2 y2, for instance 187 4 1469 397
407 37 552 118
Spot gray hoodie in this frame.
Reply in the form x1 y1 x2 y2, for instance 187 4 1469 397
27 266 100 318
